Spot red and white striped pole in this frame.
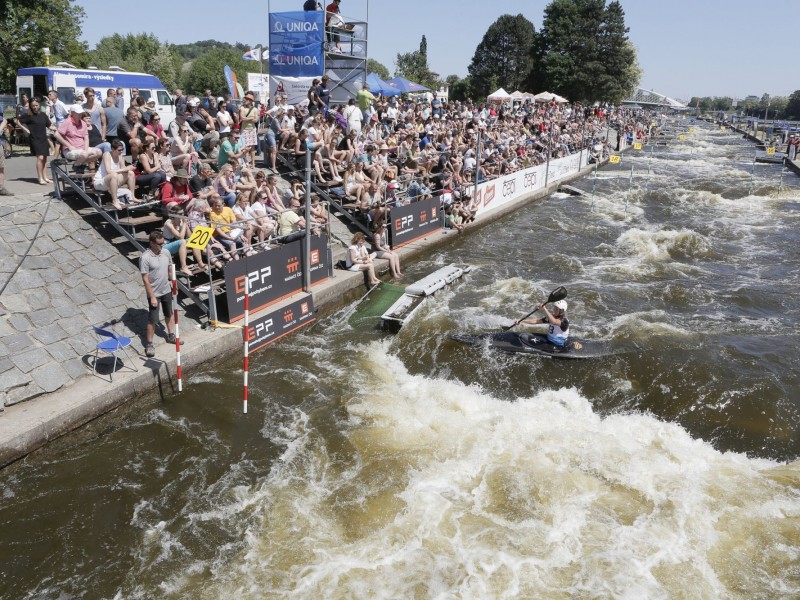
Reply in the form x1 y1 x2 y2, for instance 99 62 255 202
243 276 250 414
170 264 183 392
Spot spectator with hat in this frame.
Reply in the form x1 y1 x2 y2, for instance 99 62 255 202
238 91 260 167
54 104 103 167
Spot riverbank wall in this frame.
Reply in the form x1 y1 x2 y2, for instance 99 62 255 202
0 148 606 468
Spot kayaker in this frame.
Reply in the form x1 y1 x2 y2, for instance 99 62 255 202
519 299 570 346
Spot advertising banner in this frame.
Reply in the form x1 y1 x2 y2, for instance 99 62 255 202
247 73 270 103
389 195 441 248
269 11 325 78
245 295 316 354
224 235 329 322
471 150 589 219
269 75 317 105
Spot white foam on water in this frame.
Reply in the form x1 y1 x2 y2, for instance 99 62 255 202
172 346 800 599
616 227 711 262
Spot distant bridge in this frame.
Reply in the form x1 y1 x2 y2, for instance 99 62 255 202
622 88 687 109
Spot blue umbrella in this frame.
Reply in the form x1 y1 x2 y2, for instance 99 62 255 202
386 76 430 94
366 73 401 97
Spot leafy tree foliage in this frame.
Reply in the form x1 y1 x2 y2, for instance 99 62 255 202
367 58 390 80
785 91 800 120
394 35 438 90
172 40 250 61
446 75 473 103
0 0 88 91
181 47 257 97
88 34 184 92
467 14 536 99
535 0 639 103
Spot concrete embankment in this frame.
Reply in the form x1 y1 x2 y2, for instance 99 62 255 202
723 120 800 175
0 152 606 468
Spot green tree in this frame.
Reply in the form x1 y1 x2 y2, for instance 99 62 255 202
447 75 473 102
150 45 180 92
394 35 438 90
181 47 255 96
536 0 638 103
367 58 390 80
0 0 88 92
467 14 536 99
785 91 800 120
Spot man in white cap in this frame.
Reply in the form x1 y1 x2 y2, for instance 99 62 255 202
54 104 102 167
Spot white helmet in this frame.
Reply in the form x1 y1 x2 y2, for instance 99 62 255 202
554 300 568 311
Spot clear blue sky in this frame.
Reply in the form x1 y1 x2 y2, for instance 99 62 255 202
75 0 800 101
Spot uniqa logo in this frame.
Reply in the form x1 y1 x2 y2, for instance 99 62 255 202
286 21 319 32
274 56 320 66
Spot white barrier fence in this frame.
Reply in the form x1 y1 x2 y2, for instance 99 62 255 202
472 150 589 220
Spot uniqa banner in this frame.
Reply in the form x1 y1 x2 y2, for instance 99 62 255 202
269 11 325 78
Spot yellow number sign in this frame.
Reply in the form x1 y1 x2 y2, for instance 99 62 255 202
679 135 686 141
689 128 696 133
609 155 621 164
186 225 215 250
633 143 642 150
767 147 776 155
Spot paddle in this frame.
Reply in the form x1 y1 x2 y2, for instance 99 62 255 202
502 286 567 331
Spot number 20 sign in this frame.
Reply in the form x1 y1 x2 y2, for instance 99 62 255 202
186 226 215 250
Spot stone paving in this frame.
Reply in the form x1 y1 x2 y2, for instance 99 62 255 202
0 189 150 408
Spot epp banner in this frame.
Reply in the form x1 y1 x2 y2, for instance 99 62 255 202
269 11 325 78
224 235 329 322
390 195 441 248
245 295 316 354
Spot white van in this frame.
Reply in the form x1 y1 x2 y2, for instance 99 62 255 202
16 64 175 122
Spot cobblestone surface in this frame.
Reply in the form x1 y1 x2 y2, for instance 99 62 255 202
0 192 150 407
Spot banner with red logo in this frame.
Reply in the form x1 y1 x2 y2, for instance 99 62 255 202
224 235 329 322
245 295 315 353
389 196 441 248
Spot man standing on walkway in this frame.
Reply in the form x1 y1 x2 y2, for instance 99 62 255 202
140 230 181 357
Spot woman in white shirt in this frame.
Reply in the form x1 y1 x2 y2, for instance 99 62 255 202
93 140 136 210
345 232 380 286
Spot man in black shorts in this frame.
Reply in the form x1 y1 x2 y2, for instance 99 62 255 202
139 230 182 357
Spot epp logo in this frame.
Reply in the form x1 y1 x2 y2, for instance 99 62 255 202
523 173 537 188
396 215 414 229
247 318 274 341
235 266 272 294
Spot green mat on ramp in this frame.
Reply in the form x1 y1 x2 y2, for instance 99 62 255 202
348 283 406 328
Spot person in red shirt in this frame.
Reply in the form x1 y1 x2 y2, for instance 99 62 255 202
325 0 343 52
160 168 194 213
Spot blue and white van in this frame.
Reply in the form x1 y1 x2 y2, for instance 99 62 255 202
16 64 175 122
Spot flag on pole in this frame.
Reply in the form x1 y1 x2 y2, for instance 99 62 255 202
242 48 261 61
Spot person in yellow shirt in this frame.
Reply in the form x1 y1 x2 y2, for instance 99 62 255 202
209 196 245 259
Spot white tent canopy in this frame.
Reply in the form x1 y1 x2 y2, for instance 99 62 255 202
534 91 569 103
510 90 526 99
487 87 512 100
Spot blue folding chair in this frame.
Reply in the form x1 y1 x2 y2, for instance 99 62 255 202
92 325 139 381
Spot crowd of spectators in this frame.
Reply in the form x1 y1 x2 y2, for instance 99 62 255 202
271 83 655 233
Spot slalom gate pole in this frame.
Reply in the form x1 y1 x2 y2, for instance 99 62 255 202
590 162 598 211
243 276 250 414
170 264 183 392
